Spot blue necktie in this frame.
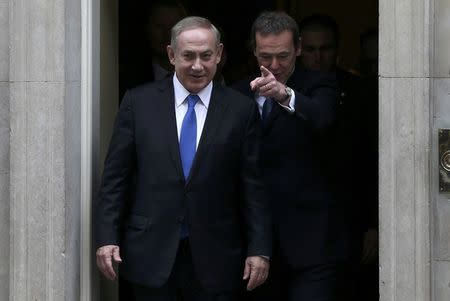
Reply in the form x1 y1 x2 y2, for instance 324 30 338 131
180 94 199 179
261 98 273 123
179 94 199 238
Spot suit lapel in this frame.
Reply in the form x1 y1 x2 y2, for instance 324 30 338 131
156 79 185 181
185 84 229 186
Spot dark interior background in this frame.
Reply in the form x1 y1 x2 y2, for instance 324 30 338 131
115 1 379 301
119 0 378 95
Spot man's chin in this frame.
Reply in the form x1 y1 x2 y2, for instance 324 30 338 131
186 82 207 94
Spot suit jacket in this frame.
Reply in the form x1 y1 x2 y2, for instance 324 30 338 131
233 70 352 268
96 78 271 293
329 69 378 245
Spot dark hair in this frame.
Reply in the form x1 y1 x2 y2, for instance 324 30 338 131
250 11 300 51
298 14 340 47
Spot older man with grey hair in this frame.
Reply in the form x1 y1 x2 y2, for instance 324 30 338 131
95 16 271 301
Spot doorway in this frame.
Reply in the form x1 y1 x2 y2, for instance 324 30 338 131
91 0 380 300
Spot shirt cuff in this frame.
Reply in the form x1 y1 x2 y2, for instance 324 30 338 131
259 255 270 260
277 93 296 113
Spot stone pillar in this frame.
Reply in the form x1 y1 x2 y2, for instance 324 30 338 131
379 0 432 300
431 0 450 300
9 0 81 300
0 0 10 299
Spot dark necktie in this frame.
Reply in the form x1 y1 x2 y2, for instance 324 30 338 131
262 97 273 123
180 94 199 179
179 94 199 238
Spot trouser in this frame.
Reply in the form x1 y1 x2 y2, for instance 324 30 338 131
246 248 346 301
129 239 241 301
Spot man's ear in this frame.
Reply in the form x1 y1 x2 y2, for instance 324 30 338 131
216 43 224 64
167 45 176 65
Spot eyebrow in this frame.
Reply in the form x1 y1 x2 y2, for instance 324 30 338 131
181 49 214 55
258 51 290 56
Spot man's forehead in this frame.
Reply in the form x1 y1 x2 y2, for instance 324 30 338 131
257 49 290 55
177 28 217 43
255 31 295 49
180 47 215 53
256 30 294 40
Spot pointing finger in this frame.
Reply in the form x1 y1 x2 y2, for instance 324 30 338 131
260 65 271 77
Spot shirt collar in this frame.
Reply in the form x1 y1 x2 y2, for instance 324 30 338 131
173 73 212 109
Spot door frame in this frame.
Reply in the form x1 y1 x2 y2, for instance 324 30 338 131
80 1 435 300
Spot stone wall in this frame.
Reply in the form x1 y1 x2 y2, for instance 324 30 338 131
7 0 81 300
0 1 10 299
379 0 431 300
432 0 450 300
0 0 449 300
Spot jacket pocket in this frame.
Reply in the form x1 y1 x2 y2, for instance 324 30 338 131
125 214 151 232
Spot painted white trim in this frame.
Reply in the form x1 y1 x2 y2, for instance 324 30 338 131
81 0 93 299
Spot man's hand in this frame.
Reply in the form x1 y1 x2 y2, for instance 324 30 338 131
96 245 122 281
250 66 290 105
242 256 270 291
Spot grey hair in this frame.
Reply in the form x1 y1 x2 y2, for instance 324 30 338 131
170 16 221 50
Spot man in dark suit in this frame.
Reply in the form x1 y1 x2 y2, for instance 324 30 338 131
233 11 351 301
96 16 271 301
298 14 379 301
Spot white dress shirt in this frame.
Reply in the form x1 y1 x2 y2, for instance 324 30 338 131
173 73 212 148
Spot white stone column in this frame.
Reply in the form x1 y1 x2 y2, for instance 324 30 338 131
431 0 450 300
0 0 10 299
9 0 81 300
379 0 432 300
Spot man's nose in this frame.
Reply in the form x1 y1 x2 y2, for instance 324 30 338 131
270 57 280 70
192 57 203 71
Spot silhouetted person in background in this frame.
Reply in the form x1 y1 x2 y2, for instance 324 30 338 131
146 1 187 80
120 0 187 98
358 28 378 79
298 14 379 301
